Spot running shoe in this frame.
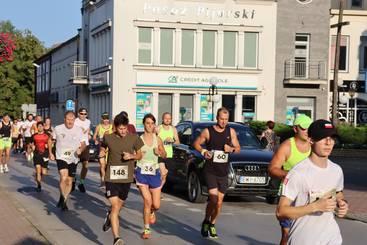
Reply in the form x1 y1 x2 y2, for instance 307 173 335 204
141 228 151 239
78 183 86 193
3 165 9 173
103 210 111 232
61 200 69 212
208 224 218 239
36 185 42 192
0 166 4 174
149 211 156 224
201 220 210 237
113 237 124 245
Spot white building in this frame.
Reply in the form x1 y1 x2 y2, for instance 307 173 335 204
74 0 277 129
329 0 367 125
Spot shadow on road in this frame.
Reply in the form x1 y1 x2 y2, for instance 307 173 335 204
237 235 276 245
14 237 49 245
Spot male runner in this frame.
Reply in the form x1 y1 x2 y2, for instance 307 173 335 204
193 107 240 238
22 114 35 161
277 119 348 245
100 113 143 245
0 114 13 173
74 107 91 193
11 118 22 154
49 111 86 211
268 114 312 245
136 114 166 239
31 121 52 192
156 112 179 187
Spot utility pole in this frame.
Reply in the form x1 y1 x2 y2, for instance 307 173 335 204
330 0 349 125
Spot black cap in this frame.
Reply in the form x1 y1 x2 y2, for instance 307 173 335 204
308 119 338 142
101 112 109 119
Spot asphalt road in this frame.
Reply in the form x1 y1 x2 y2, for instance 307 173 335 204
1 155 367 245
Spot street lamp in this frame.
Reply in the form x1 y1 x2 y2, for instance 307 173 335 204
208 80 220 120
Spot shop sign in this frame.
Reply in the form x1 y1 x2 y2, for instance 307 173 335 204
143 3 256 20
200 95 213 121
136 93 153 131
137 71 258 90
358 111 367 124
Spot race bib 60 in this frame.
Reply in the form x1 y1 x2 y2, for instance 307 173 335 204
213 150 228 163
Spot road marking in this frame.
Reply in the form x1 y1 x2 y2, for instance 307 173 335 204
187 208 202 213
221 212 234 216
256 213 275 216
173 202 188 207
162 197 174 202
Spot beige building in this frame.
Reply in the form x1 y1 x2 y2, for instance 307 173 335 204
73 0 277 129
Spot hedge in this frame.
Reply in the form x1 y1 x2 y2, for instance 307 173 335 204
248 120 367 146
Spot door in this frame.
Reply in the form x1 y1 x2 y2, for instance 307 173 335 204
222 95 235 121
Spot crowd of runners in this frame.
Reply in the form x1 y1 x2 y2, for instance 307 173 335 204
0 107 349 245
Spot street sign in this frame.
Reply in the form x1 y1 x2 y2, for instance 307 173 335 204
65 99 75 112
21 104 37 119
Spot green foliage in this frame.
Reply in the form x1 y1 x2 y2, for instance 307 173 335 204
248 120 293 142
336 124 367 145
0 20 45 118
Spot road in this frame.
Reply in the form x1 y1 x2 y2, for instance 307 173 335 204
1 155 367 245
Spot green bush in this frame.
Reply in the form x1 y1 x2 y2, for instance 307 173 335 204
337 124 367 145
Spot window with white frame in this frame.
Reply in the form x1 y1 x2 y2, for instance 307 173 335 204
160 28 174 65
244 32 258 68
181 29 195 66
330 35 349 72
138 27 153 64
202 30 216 67
223 31 237 67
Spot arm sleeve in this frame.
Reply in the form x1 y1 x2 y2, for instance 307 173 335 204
282 170 303 202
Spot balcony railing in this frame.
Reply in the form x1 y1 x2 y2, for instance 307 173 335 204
284 59 327 82
70 61 88 84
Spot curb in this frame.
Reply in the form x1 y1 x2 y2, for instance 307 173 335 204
1 187 59 245
345 213 367 224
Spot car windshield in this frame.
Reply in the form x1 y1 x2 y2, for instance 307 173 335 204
194 125 261 149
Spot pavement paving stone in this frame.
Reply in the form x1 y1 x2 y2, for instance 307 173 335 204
344 188 367 223
0 186 49 245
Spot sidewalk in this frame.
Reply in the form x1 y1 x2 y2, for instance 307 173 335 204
344 188 367 223
0 186 49 245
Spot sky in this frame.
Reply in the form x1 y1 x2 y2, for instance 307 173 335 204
0 0 81 48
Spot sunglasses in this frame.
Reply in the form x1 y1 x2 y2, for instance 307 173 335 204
297 125 307 131
79 113 87 115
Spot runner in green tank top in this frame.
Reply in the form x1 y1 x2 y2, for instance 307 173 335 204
268 114 312 245
156 112 180 188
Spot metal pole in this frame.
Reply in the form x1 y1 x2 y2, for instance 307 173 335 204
211 85 215 121
332 0 345 125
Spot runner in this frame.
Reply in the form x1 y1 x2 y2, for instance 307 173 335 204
11 118 22 154
74 108 91 193
156 112 179 188
0 114 13 173
49 111 86 211
193 107 240 239
268 114 312 245
93 112 113 188
277 119 348 245
136 114 166 239
22 114 35 161
31 115 43 134
99 113 143 245
31 121 52 192
44 117 55 136
117 111 136 134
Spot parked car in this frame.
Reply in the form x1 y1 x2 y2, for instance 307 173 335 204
166 121 280 204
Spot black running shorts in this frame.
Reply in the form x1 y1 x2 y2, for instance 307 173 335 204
56 160 78 178
33 151 49 168
204 172 228 194
105 182 131 201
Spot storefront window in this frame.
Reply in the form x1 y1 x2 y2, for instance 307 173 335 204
138 27 153 64
181 30 195 66
286 97 315 125
160 28 174 65
242 96 256 122
200 95 213 121
179 94 194 122
202 30 216 67
136 92 153 131
158 94 173 124
244 32 258 68
223 31 236 67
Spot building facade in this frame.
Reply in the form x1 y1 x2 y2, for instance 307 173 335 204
77 0 277 128
330 0 367 125
274 0 330 125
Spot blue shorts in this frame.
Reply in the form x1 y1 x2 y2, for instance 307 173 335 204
279 219 292 228
134 167 162 189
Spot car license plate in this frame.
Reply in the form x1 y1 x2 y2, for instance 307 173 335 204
89 149 94 154
239 176 266 184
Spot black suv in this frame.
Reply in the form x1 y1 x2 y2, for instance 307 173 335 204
166 121 280 204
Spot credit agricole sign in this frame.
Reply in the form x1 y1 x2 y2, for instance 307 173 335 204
143 2 256 20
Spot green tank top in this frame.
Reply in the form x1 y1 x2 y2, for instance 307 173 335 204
98 124 113 139
158 125 174 158
137 134 159 169
283 137 311 171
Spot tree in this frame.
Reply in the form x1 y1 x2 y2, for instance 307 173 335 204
0 20 46 119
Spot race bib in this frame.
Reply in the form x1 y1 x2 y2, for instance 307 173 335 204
140 163 157 175
43 157 49 162
62 149 74 160
212 150 229 163
110 165 129 180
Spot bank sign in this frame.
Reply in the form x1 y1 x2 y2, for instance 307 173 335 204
136 71 258 90
143 2 256 20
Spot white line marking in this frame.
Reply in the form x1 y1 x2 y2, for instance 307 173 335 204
187 208 202 212
173 202 189 207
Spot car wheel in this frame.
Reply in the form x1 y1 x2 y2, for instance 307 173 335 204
187 170 207 203
266 195 279 205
